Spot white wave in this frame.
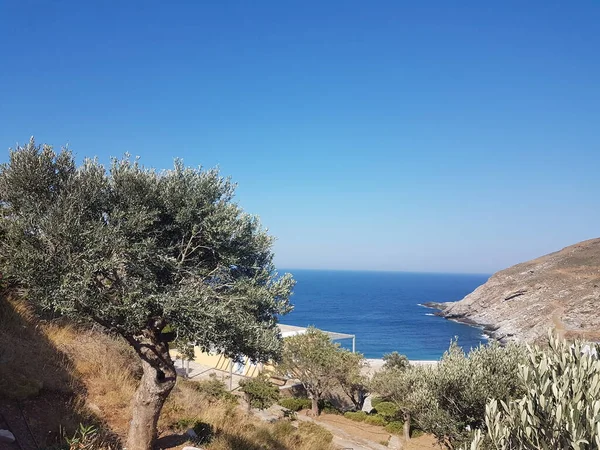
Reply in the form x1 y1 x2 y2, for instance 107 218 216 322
425 313 435 316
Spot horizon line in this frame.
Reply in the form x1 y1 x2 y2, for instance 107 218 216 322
277 267 493 276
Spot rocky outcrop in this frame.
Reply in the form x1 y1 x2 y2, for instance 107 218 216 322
434 238 600 343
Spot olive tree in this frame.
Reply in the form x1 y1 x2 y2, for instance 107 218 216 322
0 139 294 450
334 350 369 410
371 364 435 441
278 327 340 416
469 334 600 450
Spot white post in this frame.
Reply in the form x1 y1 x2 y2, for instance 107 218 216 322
352 336 356 353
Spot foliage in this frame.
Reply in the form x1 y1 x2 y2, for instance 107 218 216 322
469 333 600 450
344 411 368 422
320 399 342 415
65 424 118 450
333 349 370 410
372 340 526 448
239 376 280 410
0 140 294 448
423 340 526 447
364 414 387 426
382 351 410 371
373 401 400 421
191 375 238 404
370 396 384 408
278 328 341 414
385 421 405 435
279 397 313 411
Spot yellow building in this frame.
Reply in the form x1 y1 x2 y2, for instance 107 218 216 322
170 324 355 388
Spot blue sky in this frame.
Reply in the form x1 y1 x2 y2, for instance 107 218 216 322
1 1 599 274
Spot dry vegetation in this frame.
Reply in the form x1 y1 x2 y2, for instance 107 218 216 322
0 291 334 450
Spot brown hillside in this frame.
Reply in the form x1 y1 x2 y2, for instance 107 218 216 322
438 238 600 343
0 291 339 450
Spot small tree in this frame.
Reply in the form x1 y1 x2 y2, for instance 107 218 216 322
382 351 410 371
335 350 369 410
0 140 294 450
371 364 434 441
239 376 280 411
278 327 340 416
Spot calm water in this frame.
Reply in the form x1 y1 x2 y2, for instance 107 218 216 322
281 270 490 360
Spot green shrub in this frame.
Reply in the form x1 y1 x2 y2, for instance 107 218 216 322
239 376 280 410
370 396 384 408
278 397 312 411
382 351 410 371
469 333 600 450
192 375 228 398
344 411 368 422
372 401 398 421
385 421 404 435
319 399 341 415
372 340 526 449
364 414 387 426
192 375 238 404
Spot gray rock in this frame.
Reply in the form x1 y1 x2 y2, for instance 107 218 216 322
186 428 198 438
437 238 600 343
182 447 203 450
0 429 15 443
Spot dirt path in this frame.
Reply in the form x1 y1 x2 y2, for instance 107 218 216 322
308 413 441 450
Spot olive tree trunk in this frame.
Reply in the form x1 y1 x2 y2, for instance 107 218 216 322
125 329 177 450
403 412 411 441
311 394 320 416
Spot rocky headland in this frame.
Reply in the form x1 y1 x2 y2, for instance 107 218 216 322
427 238 600 343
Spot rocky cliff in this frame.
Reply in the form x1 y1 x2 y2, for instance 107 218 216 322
435 238 600 343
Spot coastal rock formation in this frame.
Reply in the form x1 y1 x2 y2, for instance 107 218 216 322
436 238 600 343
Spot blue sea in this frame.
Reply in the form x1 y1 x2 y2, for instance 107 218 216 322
281 269 490 360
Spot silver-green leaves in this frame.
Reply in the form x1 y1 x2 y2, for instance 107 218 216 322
470 332 600 450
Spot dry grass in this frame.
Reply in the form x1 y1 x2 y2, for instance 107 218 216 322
1 292 335 450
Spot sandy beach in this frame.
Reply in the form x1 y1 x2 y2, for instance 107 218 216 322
364 358 438 375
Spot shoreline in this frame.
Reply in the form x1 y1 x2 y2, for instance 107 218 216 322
365 358 438 374
420 301 503 343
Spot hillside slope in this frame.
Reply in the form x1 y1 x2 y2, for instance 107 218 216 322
0 292 337 450
437 238 600 342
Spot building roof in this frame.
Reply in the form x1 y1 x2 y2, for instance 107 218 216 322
278 323 354 341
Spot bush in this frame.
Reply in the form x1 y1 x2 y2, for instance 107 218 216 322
469 334 600 450
192 375 238 404
370 396 384 408
385 421 404 435
371 340 526 448
364 414 387 426
278 397 312 411
344 411 368 422
239 376 280 410
319 399 341 415
382 351 410 371
372 401 399 421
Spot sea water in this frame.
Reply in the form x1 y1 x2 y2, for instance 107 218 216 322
281 269 490 360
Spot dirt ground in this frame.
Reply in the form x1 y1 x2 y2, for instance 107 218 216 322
314 413 441 449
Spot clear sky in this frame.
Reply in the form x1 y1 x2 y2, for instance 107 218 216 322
1 1 599 274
